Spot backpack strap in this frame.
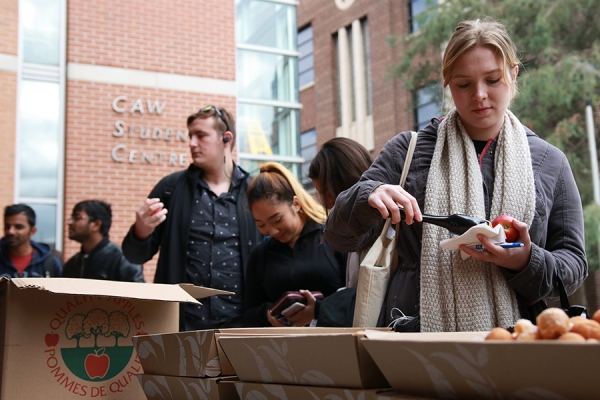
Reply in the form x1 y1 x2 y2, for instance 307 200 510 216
43 255 55 278
160 171 186 211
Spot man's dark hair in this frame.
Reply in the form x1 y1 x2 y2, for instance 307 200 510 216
187 105 236 148
4 204 36 227
73 200 112 237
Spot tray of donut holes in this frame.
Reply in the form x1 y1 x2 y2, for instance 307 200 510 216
360 309 600 400
486 307 600 342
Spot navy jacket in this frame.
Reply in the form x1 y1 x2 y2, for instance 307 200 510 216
0 238 62 278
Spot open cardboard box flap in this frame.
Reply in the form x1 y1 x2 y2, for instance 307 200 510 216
361 330 600 399
363 330 487 341
215 326 383 338
133 327 384 379
215 327 392 377
138 374 239 400
218 328 390 389
233 382 422 400
5 277 232 303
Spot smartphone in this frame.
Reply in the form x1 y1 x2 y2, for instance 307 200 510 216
269 291 324 318
281 302 306 318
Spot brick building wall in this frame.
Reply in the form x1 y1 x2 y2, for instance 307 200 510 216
0 0 18 55
297 0 414 153
67 0 235 80
65 0 236 282
0 0 18 210
299 85 315 134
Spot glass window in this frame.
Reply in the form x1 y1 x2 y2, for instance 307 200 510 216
298 54 314 87
22 0 61 65
414 84 442 131
409 0 437 33
18 80 60 198
300 129 317 189
238 160 301 184
236 0 301 181
298 25 314 87
236 0 296 51
237 50 297 103
30 203 57 249
237 103 300 158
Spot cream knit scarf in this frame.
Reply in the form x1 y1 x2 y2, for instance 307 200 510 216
419 109 536 332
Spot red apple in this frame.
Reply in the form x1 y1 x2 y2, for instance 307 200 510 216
151 206 163 216
85 349 110 379
45 332 59 347
492 215 519 243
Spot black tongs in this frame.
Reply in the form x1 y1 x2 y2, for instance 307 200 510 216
399 208 490 235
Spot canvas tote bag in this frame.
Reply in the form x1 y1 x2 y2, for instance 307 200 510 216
353 131 418 327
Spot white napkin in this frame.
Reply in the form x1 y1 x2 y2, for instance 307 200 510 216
440 224 506 260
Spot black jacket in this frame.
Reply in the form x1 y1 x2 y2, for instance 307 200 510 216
241 219 346 327
122 164 262 286
63 237 144 282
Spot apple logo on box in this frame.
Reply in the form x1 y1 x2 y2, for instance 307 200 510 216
85 348 110 379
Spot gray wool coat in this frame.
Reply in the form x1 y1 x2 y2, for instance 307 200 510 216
325 118 588 327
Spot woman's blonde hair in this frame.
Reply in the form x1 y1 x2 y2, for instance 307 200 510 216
442 19 520 100
247 162 327 224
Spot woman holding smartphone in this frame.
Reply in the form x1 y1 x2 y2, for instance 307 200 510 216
240 162 345 327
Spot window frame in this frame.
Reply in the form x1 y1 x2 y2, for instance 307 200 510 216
15 0 67 251
413 83 442 131
298 24 314 89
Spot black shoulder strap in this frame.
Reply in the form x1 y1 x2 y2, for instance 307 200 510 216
554 268 588 318
43 255 55 277
320 225 344 269
161 170 186 211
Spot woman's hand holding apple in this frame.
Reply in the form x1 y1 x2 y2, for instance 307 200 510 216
492 215 520 242
459 217 532 272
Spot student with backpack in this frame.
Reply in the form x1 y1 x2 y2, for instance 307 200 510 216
0 204 62 278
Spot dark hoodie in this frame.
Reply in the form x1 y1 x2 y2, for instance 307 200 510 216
0 238 62 278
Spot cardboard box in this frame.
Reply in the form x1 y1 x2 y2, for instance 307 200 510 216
135 329 233 378
0 277 230 400
361 330 600 400
133 327 377 379
218 329 390 389
138 375 239 400
233 382 431 400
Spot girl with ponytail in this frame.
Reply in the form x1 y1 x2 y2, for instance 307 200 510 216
241 162 345 327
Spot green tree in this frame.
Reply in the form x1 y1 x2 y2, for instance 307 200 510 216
391 0 600 270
